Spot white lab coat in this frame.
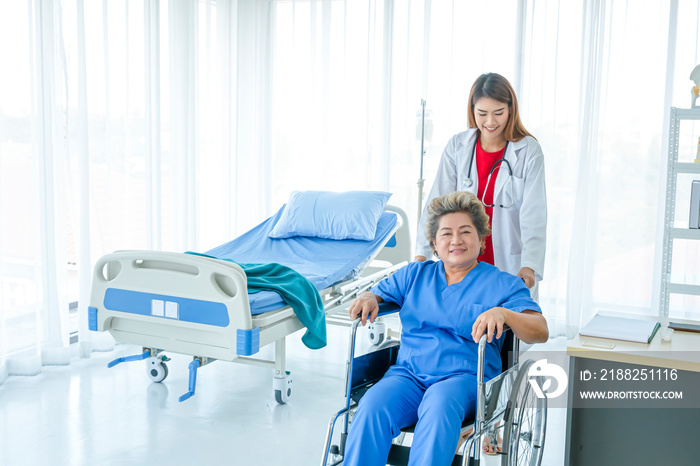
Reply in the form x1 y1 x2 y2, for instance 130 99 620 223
416 128 547 294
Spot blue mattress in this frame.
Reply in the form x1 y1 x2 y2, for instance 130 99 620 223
204 206 398 315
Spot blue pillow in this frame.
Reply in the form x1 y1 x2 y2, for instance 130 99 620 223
269 190 392 241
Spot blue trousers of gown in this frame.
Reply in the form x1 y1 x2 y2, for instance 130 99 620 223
342 367 477 466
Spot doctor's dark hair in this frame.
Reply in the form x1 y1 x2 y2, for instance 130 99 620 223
426 191 491 257
467 73 534 142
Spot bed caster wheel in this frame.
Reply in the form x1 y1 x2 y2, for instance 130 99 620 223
274 371 293 404
146 356 169 383
368 321 385 345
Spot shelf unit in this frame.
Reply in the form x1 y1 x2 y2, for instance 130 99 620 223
660 107 700 316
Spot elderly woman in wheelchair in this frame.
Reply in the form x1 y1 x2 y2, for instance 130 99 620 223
338 191 548 466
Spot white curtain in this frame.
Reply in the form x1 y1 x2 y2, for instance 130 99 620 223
0 0 244 381
517 0 700 335
1 0 700 384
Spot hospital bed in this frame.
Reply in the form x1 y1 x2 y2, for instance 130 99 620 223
88 200 410 403
321 303 548 466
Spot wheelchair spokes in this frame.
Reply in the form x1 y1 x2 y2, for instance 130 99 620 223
501 359 547 466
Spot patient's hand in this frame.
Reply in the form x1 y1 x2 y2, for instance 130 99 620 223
348 292 380 326
471 307 507 343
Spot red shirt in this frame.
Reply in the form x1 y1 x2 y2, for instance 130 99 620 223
475 138 506 265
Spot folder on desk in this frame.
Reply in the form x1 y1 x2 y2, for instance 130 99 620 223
579 314 660 344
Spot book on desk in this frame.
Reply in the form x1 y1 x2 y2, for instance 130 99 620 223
668 321 700 333
579 313 660 344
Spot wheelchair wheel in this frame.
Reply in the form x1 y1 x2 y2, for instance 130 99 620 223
501 359 547 466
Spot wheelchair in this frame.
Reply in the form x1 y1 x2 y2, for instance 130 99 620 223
320 303 547 466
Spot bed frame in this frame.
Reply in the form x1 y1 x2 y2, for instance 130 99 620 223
88 206 411 403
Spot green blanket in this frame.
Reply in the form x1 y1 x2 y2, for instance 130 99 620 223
186 252 326 349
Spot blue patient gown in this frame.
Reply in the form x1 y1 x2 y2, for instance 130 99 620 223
343 260 542 466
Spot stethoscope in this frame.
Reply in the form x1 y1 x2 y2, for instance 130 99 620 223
462 137 514 208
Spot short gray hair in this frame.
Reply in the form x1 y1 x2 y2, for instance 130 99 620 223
426 191 491 256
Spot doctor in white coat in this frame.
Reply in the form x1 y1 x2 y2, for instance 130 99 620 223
415 73 547 300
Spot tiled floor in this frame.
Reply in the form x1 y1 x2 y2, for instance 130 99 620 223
0 323 568 466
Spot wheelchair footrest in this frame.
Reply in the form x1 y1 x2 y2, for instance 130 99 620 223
386 444 465 466
386 445 411 465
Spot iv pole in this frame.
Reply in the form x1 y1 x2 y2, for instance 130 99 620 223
417 99 427 223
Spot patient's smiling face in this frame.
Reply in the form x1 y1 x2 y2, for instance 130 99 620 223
433 212 482 270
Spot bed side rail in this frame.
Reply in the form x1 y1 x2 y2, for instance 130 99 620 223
370 205 411 268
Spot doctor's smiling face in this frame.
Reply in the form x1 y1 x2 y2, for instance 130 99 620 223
474 97 510 150
432 212 483 271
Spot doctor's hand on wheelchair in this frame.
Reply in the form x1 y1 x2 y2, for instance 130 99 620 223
517 266 536 288
348 291 383 326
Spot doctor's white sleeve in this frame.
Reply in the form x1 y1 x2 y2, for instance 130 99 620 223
518 144 547 281
415 137 459 258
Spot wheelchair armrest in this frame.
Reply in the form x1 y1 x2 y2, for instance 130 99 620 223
344 302 400 403
350 301 400 333
475 325 518 427
476 325 514 380
377 301 401 317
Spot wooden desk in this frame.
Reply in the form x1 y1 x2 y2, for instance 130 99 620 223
565 314 700 465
